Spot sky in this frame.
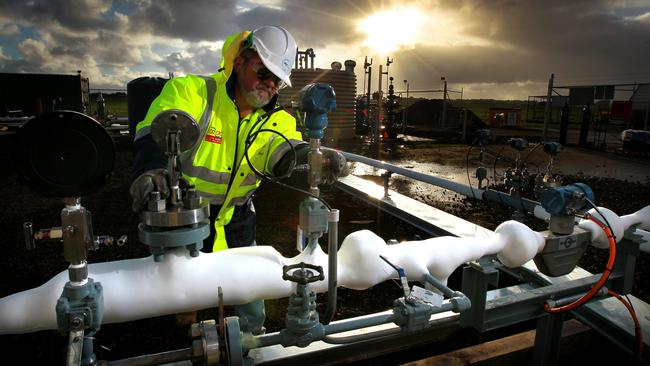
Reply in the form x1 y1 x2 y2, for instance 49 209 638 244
0 0 649 100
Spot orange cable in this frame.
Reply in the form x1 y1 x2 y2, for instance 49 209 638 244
544 214 616 313
608 289 643 366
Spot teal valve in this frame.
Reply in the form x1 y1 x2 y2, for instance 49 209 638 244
298 83 336 139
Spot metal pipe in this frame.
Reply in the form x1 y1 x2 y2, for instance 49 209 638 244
542 73 554 140
106 347 194 366
322 327 401 344
422 274 455 298
323 209 339 325
340 151 484 198
545 287 608 308
252 312 396 348
324 313 396 335
321 302 458 345
340 151 543 217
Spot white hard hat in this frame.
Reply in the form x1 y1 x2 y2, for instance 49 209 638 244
250 25 297 87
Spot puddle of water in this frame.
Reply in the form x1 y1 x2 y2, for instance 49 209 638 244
351 159 477 204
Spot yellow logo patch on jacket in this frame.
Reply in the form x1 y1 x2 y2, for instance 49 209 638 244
204 126 222 144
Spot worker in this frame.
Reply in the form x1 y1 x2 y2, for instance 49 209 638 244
129 25 347 334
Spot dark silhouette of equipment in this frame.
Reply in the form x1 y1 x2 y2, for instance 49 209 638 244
383 76 401 139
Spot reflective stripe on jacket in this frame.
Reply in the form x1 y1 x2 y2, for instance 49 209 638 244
134 72 302 251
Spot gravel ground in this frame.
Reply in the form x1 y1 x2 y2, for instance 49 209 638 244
0 131 648 364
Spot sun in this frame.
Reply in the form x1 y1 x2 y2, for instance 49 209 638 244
358 7 423 55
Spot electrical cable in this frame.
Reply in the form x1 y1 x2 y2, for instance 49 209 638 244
522 141 542 166
242 111 332 211
544 204 616 313
609 290 643 366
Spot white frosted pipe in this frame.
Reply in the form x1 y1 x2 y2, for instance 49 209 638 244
2 205 647 335
0 220 542 335
579 205 650 248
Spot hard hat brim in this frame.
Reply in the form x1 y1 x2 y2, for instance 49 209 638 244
258 56 292 88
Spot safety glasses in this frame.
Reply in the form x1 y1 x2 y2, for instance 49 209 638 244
251 62 287 90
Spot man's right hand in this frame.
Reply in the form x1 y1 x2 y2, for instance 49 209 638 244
129 169 170 212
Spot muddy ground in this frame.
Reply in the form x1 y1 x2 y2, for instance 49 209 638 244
0 130 648 364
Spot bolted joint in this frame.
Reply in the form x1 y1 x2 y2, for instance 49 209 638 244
70 316 84 331
184 188 201 209
450 294 472 312
147 191 166 212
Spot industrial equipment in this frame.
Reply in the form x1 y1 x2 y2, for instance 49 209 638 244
13 111 125 365
137 109 211 261
1 90 649 366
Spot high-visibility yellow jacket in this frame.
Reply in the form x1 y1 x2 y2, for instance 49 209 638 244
134 31 303 252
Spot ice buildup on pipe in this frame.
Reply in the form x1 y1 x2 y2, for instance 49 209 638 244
1 205 647 335
578 206 650 249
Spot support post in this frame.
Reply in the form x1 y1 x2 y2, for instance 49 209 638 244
460 262 499 331
532 312 565 366
543 73 554 140
376 64 383 144
643 91 650 131
441 77 448 128
461 108 468 143
364 57 372 139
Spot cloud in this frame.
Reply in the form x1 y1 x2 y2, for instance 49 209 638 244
631 12 650 22
0 46 9 62
155 42 221 76
125 0 241 41
0 0 114 31
0 0 648 97
0 22 19 36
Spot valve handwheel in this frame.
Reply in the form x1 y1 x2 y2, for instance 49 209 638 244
282 262 324 284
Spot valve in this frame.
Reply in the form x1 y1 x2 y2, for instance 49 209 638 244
280 262 325 348
282 262 324 285
543 141 562 156
507 137 528 150
541 183 594 217
23 221 126 251
140 110 211 261
298 83 336 139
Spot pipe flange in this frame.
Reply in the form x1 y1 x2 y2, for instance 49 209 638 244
224 317 243 366
141 202 210 227
200 320 220 365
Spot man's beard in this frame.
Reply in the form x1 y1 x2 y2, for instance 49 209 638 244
238 73 273 108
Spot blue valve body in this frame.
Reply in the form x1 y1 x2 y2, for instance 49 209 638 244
542 183 595 215
299 83 336 139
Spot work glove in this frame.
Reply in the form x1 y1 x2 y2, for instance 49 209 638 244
321 148 349 185
129 169 170 212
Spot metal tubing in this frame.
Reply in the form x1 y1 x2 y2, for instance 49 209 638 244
253 333 283 348
253 313 396 348
422 274 456 298
323 209 339 325
340 151 544 216
106 348 194 366
324 313 396 335
341 151 484 198
482 189 540 214
322 327 402 344
545 287 608 308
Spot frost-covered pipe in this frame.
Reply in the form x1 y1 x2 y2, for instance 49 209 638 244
1 206 648 335
0 222 540 335
579 205 650 248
